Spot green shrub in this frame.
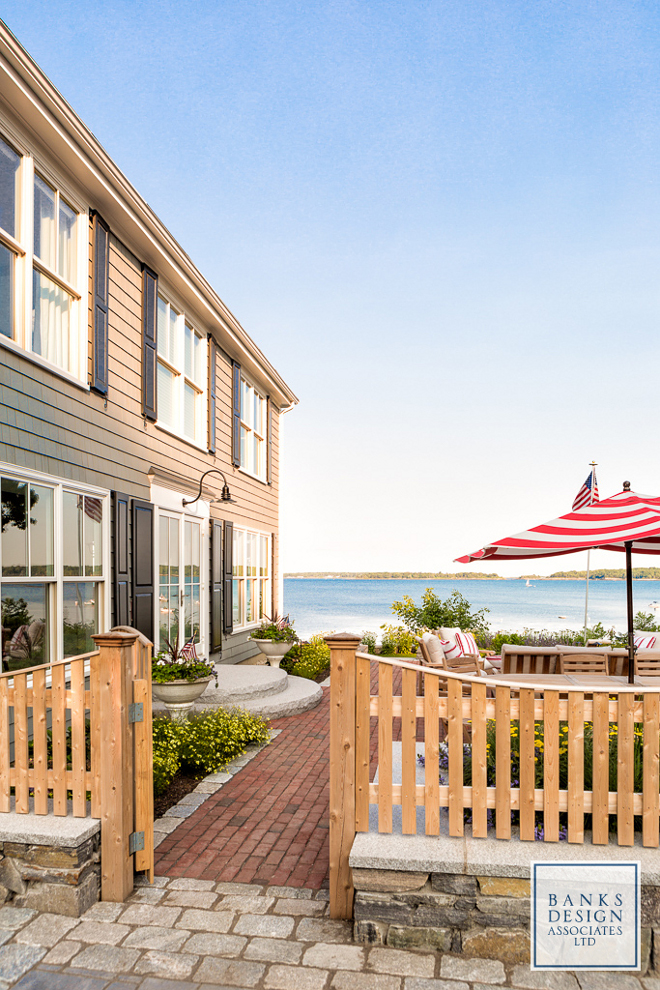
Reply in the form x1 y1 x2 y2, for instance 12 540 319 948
391 588 489 637
379 624 417 657
360 631 377 654
152 706 270 796
179 706 271 776
282 634 330 680
153 716 183 796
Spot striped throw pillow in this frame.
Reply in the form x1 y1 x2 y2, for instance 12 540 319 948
455 631 480 658
634 634 657 650
440 639 463 661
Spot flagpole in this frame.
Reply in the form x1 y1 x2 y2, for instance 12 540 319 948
583 461 597 645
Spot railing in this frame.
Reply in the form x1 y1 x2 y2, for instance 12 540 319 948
0 630 153 902
326 634 660 920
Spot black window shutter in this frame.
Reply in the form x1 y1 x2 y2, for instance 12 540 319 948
211 520 223 651
223 520 234 634
266 397 272 485
91 213 109 395
142 267 158 421
232 361 241 467
132 500 155 643
112 492 131 627
208 337 217 454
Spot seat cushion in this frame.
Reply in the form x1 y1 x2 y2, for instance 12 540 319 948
421 632 446 665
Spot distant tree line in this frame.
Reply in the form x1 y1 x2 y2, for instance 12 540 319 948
283 571 504 579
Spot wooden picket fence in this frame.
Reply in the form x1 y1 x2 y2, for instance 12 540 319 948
0 629 153 902
326 634 660 920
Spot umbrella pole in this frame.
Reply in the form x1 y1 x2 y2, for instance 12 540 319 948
625 541 635 684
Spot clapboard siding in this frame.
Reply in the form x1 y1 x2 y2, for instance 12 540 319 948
1 220 285 648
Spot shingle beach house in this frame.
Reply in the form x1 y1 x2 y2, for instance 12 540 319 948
0 22 297 672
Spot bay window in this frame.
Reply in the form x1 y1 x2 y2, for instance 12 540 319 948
0 471 108 671
0 128 86 381
156 294 207 446
232 528 270 628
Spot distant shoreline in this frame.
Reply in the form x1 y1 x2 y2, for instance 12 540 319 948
284 573 660 581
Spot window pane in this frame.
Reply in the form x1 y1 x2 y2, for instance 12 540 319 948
1 583 49 670
260 536 269 577
259 579 267 619
62 491 82 576
240 426 247 468
32 270 74 374
246 532 257 577
184 520 200 643
240 380 251 425
158 516 179 650
233 529 243 577
33 174 56 268
58 199 77 283
169 306 178 362
184 324 193 378
1 478 28 576
30 485 54 577
0 243 13 339
157 362 177 428
253 435 262 477
0 137 20 238
246 578 254 623
233 579 242 625
84 497 103 576
184 383 196 439
254 393 262 436
62 581 98 657
193 332 202 382
157 296 168 357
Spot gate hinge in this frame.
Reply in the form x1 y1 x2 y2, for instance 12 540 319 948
129 831 145 855
129 703 144 723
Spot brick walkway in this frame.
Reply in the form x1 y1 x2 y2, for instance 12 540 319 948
154 687 332 889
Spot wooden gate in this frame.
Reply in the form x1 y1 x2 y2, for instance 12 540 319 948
0 629 153 903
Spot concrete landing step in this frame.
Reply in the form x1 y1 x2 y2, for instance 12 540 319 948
203 664 288 704
225 675 323 719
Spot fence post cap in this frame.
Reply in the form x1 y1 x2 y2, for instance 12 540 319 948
92 631 140 647
324 632 363 645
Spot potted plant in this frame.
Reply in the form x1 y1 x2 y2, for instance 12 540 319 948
151 638 216 719
250 615 298 668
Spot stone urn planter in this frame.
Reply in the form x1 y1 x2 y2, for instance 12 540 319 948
152 676 213 720
251 639 294 669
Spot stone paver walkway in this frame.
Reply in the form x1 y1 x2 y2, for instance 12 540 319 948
0 877 654 990
154 689 331 888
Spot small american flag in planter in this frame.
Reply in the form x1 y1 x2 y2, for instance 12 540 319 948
180 638 198 662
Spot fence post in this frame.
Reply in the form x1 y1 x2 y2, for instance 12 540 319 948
92 631 139 903
325 633 362 920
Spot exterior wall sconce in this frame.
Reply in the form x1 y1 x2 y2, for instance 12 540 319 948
182 469 236 507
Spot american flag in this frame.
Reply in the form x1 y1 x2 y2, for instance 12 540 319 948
572 469 599 511
180 638 198 662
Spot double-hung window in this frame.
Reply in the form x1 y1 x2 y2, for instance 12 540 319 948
232 528 270 628
0 470 108 671
156 294 207 445
239 376 266 480
0 128 85 381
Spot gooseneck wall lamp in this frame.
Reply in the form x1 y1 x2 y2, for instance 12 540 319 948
182 469 236 507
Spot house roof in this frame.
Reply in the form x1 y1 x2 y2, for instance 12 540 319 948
0 20 298 409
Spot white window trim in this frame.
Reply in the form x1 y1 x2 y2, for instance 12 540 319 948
238 374 267 482
238 466 270 487
0 461 110 664
0 112 88 384
231 526 272 632
155 289 208 448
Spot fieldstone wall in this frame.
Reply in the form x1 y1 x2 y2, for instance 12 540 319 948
352 867 656 973
0 834 100 917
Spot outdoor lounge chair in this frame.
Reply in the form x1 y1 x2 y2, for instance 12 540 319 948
635 651 660 677
500 644 558 674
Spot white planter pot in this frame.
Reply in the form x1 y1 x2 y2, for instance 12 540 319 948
152 676 213 720
251 639 295 668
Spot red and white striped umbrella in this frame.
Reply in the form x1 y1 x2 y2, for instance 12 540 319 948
456 489 660 563
455 486 660 683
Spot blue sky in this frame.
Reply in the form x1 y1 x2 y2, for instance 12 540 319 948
4 1 660 574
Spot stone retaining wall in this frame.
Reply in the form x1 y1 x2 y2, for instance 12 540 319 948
0 814 100 917
352 866 658 973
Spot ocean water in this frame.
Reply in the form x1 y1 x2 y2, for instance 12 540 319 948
283 578 660 640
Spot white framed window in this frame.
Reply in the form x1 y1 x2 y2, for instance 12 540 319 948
157 508 205 655
232 527 270 629
0 466 109 671
0 124 87 382
156 294 207 446
239 375 267 480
